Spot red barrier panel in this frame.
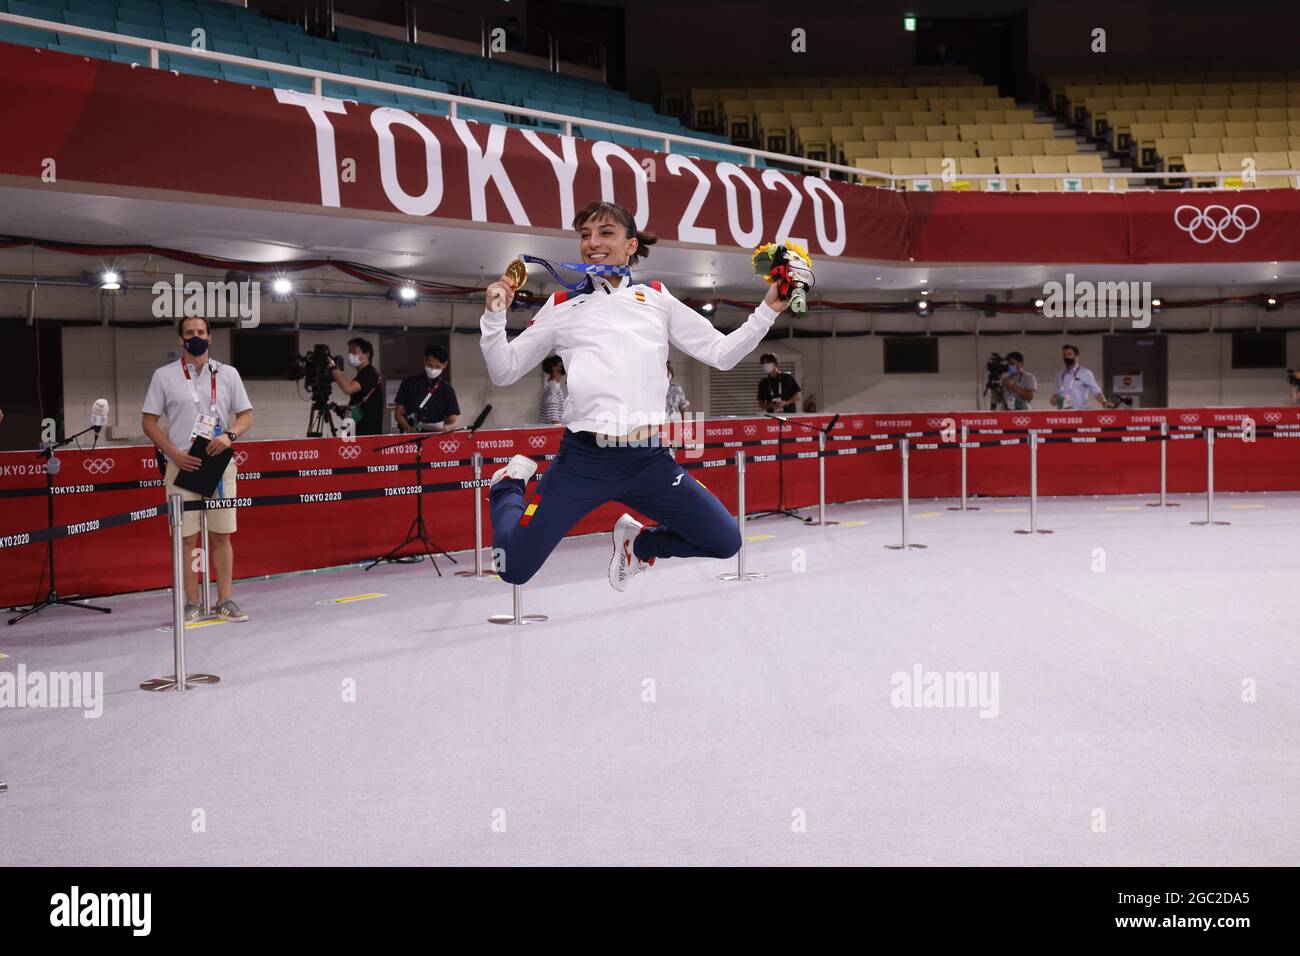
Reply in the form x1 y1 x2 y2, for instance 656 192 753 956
2 407 1297 608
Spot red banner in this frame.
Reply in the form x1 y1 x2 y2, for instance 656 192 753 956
5 44 1299 265
2 408 1298 609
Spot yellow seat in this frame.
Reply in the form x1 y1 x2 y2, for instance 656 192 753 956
1183 153 1221 187
940 140 977 158
1067 154 1108 189
957 156 997 191
1010 139 1046 156
1042 138 1077 155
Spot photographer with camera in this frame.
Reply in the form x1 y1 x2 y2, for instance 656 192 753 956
395 344 461 433
999 352 1038 410
328 337 384 436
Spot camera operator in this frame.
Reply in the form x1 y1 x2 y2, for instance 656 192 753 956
328 337 384 435
395 344 461 433
757 352 801 413
999 351 1037 410
1052 344 1113 410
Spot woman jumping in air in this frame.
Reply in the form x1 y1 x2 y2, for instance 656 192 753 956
480 200 791 591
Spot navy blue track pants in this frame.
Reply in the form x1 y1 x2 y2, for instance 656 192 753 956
488 430 741 585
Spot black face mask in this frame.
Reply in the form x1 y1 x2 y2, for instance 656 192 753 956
1063 356 1076 367
184 336 209 357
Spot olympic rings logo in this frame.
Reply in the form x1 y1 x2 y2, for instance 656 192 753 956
744 425 757 436
1180 413 1200 423
1264 412 1281 422
1012 416 1031 426
852 419 864 429
83 458 114 475
926 418 944 427
337 444 362 460
233 451 248 467
1098 414 1116 425
1173 204 1260 244
527 435 546 448
440 439 461 453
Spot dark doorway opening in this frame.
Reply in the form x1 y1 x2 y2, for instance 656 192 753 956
914 17 1018 99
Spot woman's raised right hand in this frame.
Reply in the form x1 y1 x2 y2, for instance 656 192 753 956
486 275 517 313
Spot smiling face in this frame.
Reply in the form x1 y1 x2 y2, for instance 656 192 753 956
578 214 638 268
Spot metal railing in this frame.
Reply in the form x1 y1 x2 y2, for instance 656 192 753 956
3 12 1297 190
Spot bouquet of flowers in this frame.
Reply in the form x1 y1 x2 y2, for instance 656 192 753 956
752 240 815 315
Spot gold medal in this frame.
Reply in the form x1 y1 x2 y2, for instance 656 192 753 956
504 258 528 291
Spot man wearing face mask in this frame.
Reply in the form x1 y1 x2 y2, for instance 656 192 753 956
141 316 254 623
999 351 1038 410
1052 344 1113 410
328 337 385 435
757 352 801 413
539 355 566 425
395 344 460 433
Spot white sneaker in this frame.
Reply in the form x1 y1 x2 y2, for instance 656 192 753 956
609 513 654 591
490 454 537 488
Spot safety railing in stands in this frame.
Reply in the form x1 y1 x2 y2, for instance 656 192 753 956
3 11 1296 190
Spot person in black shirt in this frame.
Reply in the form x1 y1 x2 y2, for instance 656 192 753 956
757 352 801 413
395 343 462 433
328 337 384 436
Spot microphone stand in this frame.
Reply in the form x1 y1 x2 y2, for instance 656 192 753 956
8 426 113 626
365 428 460 574
748 413 838 524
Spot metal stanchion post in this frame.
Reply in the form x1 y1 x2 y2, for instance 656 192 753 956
813 429 837 526
199 509 212 617
1191 428 1230 526
1015 431 1054 535
947 424 979 511
1147 421 1180 508
457 452 492 579
718 450 766 580
886 438 927 550
488 584 548 624
141 495 220 692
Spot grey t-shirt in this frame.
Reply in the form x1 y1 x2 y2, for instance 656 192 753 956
1000 370 1038 410
143 358 253 451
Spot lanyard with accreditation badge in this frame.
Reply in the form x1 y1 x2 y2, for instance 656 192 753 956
181 358 218 411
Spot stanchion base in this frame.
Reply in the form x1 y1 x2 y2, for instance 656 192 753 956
1190 521 1230 526
139 673 221 692
1013 529 1054 535
717 572 768 581
1146 502 1181 508
885 543 928 550
487 614 548 625
454 571 497 580
946 505 981 511
811 520 840 526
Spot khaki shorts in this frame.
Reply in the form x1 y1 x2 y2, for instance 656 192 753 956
163 460 239 537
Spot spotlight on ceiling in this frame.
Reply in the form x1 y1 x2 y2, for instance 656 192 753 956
85 269 126 294
387 284 419 308
269 276 294 302
1150 297 1162 310
1265 296 1281 311
915 298 930 315
701 301 715 314
1034 298 1045 310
